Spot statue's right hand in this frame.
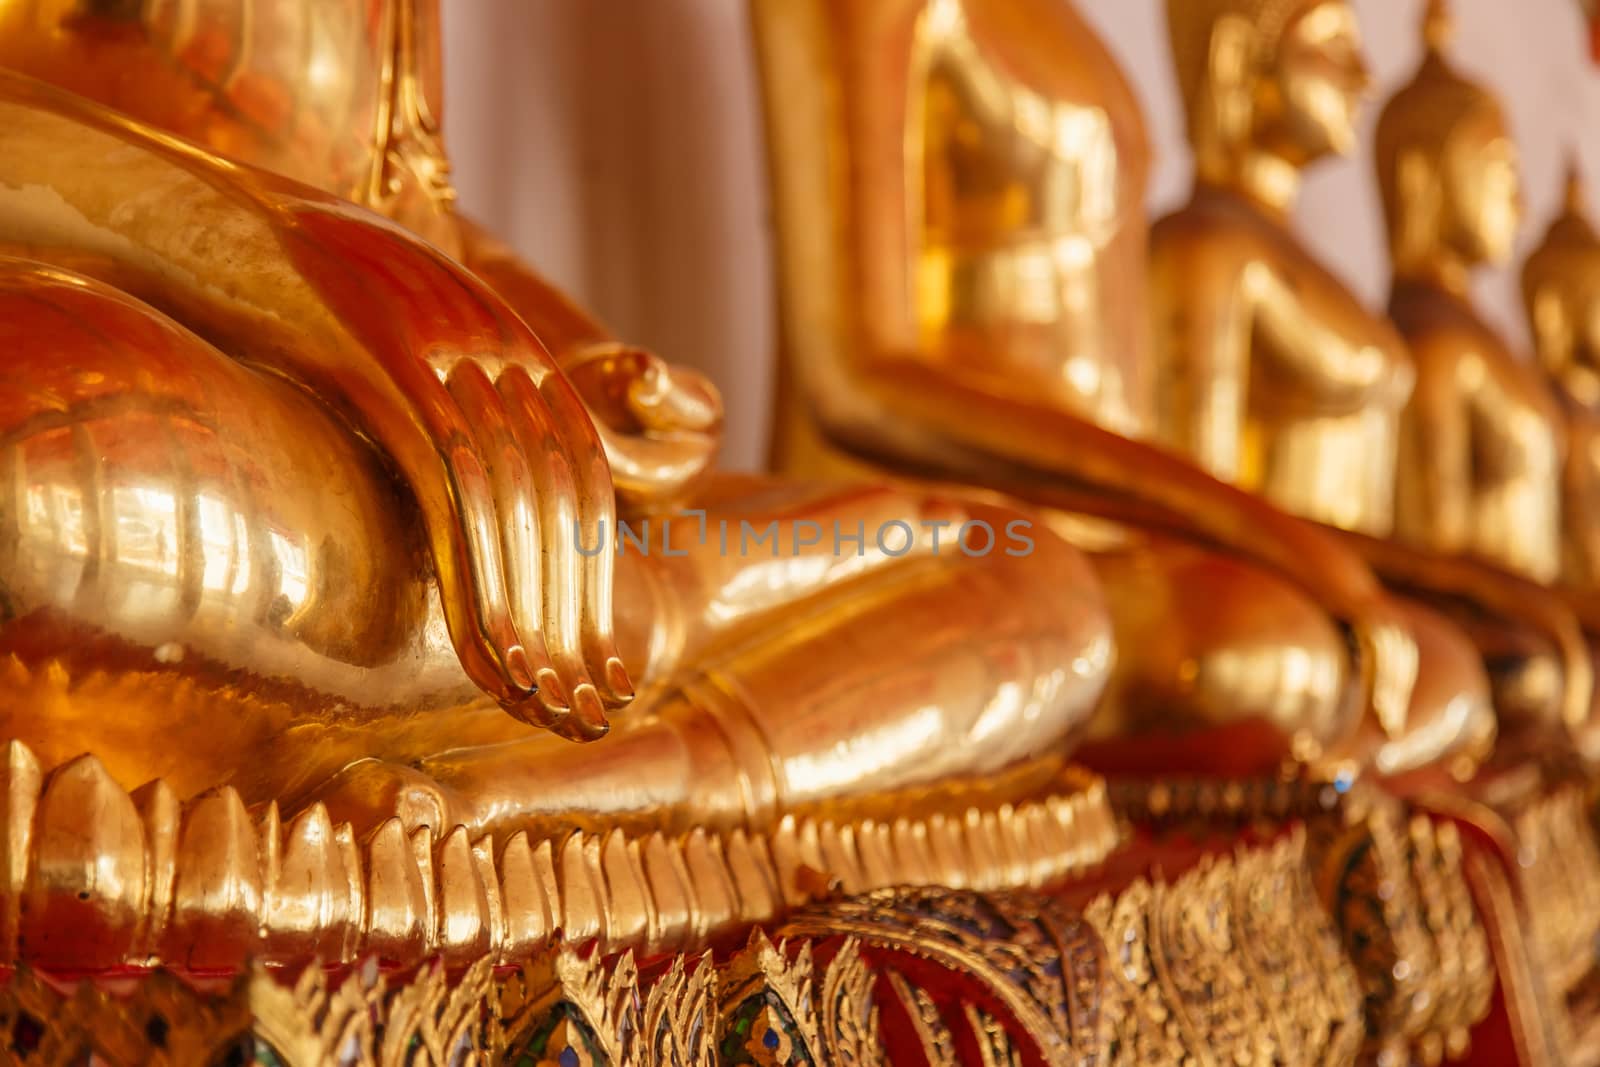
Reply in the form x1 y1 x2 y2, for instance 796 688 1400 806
281 205 635 741
0 73 632 739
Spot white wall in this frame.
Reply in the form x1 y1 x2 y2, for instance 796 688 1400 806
443 0 1600 471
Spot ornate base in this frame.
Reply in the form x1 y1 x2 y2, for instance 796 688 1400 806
1109 766 1600 1067
0 832 1357 1066
1109 771 1495 1063
1515 782 1600 1065
19 737 1598 1065
0 742 1115 970
1432 774 1600 1067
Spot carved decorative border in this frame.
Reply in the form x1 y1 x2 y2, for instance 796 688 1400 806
1110 773 1499 1063
0 741 1118 971
0 851 1364 1067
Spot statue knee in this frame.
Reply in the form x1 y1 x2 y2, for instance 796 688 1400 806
1366 599 1495 782
1450 612 1565 745
1178 555 1349 743
1081 543 1349 776
964 501 1115 706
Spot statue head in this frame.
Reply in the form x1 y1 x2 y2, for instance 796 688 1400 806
1522 160 1600 399
1375 0 1523 280
0 0 457 250
1166 0 1370 186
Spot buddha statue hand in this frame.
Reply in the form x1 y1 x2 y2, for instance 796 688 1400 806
561 342 723 514
0 71 634 739
1339 594 1425 762
457 219 724 510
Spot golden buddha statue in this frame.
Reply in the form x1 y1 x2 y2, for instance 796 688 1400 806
751 4 1508 1055
0 0 1130 969
1142 3 1594 1054
1154 0 1403 534
1149 0 1588 764
1521 162 1600 765
751 0 1491 785
1516 174 1600 1038
1378 6 1557 580
1377 13 1600 1056
1369 0 1596 763
1523 163 1600 598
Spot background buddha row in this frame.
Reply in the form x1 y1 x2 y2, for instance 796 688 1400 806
439 0 1600 472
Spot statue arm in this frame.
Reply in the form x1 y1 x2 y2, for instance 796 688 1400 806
1151 218 1410 431
0 72 632 739
1396 344 1474 558
1146 222 1252 480
1248 272 1415 416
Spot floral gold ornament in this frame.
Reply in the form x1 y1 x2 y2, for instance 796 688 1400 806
0 874 1358 1065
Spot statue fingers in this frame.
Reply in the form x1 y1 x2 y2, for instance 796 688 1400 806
499 366 614 741
443 358 569 729
428 425 536 708
532 367 636 714
383 361 554 717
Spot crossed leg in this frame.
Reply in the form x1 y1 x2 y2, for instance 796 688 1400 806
309 483 1114 840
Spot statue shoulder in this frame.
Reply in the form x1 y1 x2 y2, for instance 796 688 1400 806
1150 196 1270 282
1388 285 1493 364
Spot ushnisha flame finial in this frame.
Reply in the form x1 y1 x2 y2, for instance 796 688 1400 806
1565 151 1589 219
1422 0 1455 54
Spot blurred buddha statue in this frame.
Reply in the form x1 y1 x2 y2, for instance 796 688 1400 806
1149 0 1587 767
1523 163 1600 593
1522 162 1600 763
752 0 1491 783
0 0 1119 857
1469 148 1600 1061
1372 0 1592 763
1378 4 1555 580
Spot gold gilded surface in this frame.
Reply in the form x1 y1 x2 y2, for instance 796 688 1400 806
1082 829 1363 1066
0 870 1273 1062
1156 0 1405 536
748 0 1491 783
0 0 1127 978
0 0 459 251
1377 0 1561 589
0 869 1349 1066
0 1 1585 1062
1523 165 1600 764
1153 0 1591 760
1508 783 1600 1064
0 739 1117 969
0 940 707 1065
1367 1 1600 767
1523 165 1600 599
1108 771 1495 1060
